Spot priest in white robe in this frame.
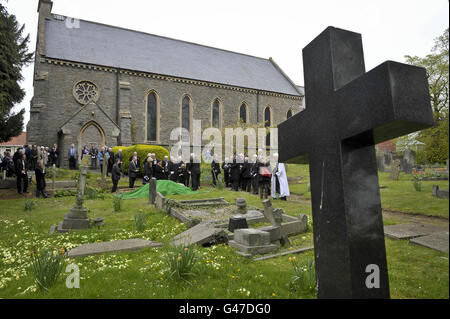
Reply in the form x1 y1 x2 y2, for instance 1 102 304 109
271 153 290 200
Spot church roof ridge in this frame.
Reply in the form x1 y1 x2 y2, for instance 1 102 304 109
45 13 301 96
50 13 271 64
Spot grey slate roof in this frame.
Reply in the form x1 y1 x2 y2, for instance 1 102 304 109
45 14 300 96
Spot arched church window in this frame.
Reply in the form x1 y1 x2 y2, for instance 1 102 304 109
147 92 157 141
287 109 293 119
73 81 99 105
239 103 247 123
265 106 271 146
182 96 191 132
212 99 220 128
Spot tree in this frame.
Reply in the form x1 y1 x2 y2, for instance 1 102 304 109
0 1 33 143
397 28 449 164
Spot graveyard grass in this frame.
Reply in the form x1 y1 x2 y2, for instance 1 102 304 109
0 164 448 299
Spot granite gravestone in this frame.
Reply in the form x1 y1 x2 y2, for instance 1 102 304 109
278 27 434 298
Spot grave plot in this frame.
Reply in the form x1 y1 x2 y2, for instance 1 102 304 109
157 192 309 255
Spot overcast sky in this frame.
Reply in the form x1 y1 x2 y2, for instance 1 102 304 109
5 0 449 128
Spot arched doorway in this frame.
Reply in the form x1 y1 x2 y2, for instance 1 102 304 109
78 121 105 159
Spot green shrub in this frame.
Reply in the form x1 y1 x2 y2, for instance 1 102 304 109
289 257 316 297
162 244 198 282
134 210 149 232
54 189 77 197
111 144 170 175
30 247 66 291
113 195 122 212
24 199 38 211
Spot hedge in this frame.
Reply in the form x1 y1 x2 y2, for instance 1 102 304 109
111 144 170 175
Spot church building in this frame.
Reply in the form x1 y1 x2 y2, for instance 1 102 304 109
27 0 304 167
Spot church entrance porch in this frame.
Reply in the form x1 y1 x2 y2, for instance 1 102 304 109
78 121 105 169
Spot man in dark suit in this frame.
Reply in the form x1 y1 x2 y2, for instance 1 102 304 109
128 156 139 188
16 154 28 194
68 144 78 170
128 152 141 173
211 155 221 186
187 154 201 191
35 160 48 198
111 158 121 193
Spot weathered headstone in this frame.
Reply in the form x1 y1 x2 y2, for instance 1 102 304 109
57 165 90 232
432 185 449 199
262 199 290 246
150 177 157 204
278 27 434 298
390 160 401 180
376 154 385 172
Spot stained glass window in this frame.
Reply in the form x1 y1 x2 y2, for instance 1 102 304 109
73 81 98 105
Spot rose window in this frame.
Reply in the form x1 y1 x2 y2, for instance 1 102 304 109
73 81 99 104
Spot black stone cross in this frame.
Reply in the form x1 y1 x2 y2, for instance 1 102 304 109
278 27 434 299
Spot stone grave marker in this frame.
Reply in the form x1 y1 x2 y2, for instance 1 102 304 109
150 177 157 204
390 160 401 180
67 238 163 258
57 165 90 232
262 199 290 246
278 26 434 298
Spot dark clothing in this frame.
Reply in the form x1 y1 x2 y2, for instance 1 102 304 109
241 161 252 192
230 159 241 191
257 161 271 199
250 161 259 194
31 148 38 170
90 148 98 169
154 165 167 180
221 162 230 187
211 160 221 186
129 155 141 173
177 166 188 186
107 151 115 175
111 163 121 192
115 152 123 169
49 147 59 167
143 161 153 179
35 167 48 198
168 161 178 182
128 160 138 188
186 160 201 190
16 159 28 193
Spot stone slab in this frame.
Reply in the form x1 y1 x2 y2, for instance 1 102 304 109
254 246 315 261
172 221 227 247
234 228 271 246
256 225 281 242
155 192 165 210
228 240 279 255
410 231 449 253
384 223 446 240
67 238 163 258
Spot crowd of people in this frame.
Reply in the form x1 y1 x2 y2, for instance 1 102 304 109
218 152 290 200
0 144 60 197
0 144 290 201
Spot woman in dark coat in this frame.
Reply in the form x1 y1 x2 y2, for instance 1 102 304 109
35 160 48 198
154 160 167 180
